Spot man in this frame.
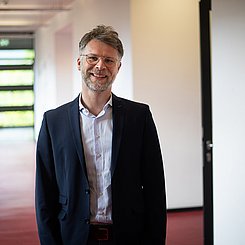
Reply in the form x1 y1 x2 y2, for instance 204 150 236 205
35 25 167 245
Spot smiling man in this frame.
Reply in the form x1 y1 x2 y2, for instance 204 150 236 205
79 40 120 94
35 25 167 245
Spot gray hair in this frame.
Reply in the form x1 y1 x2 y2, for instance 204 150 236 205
79 25 124 58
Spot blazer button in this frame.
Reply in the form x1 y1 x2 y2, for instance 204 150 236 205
85 189 90 195
85 219 90 224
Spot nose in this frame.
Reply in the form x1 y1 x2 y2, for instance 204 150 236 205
95 57 106 69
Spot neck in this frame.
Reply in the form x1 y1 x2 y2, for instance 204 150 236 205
81 88 111 116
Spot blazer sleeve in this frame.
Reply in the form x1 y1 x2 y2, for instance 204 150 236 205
141 108 167 244
35 113 62 245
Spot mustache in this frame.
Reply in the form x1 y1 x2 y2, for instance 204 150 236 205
89 67 108 75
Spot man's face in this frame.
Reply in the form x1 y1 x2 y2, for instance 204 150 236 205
77 39 121 93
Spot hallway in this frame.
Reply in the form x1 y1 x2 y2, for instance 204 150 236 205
0 138 39 244
0 134 203 245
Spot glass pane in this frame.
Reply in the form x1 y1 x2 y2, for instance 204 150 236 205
0 60 33 65
0 70 34 86
0 50 34 59
0 49 35 66
0 111 34 127
0 90 34 107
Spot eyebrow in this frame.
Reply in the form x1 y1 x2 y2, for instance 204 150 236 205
86 53 116 59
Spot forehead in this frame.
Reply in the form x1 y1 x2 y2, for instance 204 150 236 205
84 39 119 58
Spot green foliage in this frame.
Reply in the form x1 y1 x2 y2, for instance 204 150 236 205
0 111 34 127
0 91 34 107
0 70 34 86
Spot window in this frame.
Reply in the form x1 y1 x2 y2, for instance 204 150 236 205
0 35 35 128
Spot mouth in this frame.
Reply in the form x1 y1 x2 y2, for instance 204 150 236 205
90 72 107 79
93 73 107 78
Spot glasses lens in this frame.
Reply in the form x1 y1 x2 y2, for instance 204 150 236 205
104 58 116 66
86 55 99 64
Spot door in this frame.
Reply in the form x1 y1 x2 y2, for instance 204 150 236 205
199 0 213 244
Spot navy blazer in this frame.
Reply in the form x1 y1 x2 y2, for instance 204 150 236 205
35 94 166 245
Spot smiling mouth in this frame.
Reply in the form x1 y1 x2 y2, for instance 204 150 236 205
91 72 107 78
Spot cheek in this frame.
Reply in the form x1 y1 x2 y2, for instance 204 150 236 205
81 64 90 74
111 68 119 77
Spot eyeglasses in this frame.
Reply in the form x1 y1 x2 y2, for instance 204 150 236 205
81 54 119 67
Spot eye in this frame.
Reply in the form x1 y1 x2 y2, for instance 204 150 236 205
104 58 115 65
87 55 98 63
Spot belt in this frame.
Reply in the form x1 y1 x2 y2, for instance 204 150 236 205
88 224 113 241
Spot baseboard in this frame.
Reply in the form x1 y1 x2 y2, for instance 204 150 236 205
167 206 203 213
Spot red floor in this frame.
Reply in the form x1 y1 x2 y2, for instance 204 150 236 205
167 209 203 245
0 141 39 245
0 140 203 245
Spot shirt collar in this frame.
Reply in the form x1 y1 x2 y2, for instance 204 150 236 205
79 93 112 116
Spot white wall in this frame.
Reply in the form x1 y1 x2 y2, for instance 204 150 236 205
212 0 245 244
34 0 202 209
34 0 133 138
131 0 202 208
55 24 73 106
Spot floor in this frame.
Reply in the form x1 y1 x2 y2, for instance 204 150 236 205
167 209 203 245
0 139 39 245
0 133 203 245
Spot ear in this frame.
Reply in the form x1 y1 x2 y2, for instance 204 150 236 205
117 62 122 72
77 57 81 71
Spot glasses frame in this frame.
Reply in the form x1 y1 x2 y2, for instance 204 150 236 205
81 54 120 68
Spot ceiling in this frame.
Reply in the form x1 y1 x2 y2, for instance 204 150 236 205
0 0 75 33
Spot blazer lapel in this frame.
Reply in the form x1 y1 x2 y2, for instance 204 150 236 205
111 94 125 177
67 96 88 177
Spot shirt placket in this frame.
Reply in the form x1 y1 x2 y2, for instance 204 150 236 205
93 117 105 220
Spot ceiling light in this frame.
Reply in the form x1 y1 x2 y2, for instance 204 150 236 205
0 39 10 47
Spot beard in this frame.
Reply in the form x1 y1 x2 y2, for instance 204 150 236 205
82 69 114 93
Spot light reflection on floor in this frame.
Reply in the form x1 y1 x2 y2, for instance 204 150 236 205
0 132 39 244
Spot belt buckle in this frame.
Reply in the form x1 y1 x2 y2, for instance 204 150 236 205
97 227 109 241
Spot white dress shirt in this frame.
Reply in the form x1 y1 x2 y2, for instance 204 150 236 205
79 94 113 224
